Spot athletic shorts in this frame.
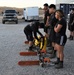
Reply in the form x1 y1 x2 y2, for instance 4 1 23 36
68 24 74 31
24 29 33 41
40 23 45 28
55 34 67 46
44 26 50 33
49 28 55 42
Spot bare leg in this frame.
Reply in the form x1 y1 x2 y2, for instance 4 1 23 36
29 41 33 50
29 41 33 47
72 31 74 37
55 44 60 58
55 44 64 69
59 47 64 61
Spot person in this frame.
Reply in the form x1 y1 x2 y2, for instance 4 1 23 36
24 21 43 51
48 4 58 58
43 3 50 38
54 10 67 69
68 8 74 40
40 3 50 28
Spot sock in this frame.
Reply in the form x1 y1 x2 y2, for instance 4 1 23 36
60 61 63 64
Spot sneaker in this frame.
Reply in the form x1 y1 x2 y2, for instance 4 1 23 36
54 58 60 65
55 62 63 69
28 46 33 51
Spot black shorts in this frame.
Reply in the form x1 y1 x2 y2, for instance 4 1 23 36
55 35 67 46
49 28 55 42
44 26 50 33
40 23 45 28
68 24 74 31
24 29 33 41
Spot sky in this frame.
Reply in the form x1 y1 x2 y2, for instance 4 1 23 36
0 0 56 8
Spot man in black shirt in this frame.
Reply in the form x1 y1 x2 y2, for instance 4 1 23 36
24 21 43 51
44 3 50 25
48 4 58 58
40 3 51 35
68 8 74 40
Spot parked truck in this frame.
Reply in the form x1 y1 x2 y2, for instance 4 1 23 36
23 7 39 21
2 10 18 24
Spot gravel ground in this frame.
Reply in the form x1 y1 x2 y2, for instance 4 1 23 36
0 17 74 75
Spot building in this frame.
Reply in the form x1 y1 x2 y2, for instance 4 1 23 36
56 0 74 4
56 0 74 17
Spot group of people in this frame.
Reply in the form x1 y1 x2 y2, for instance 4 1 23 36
24 3 74 69
68 8 74 40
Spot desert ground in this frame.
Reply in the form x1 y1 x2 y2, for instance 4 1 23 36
0 15 74 75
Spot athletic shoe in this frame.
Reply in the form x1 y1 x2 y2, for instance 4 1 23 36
55 62 63 69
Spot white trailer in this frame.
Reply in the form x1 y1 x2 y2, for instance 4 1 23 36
23 7 39 21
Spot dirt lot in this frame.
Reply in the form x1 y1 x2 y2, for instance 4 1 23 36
0 16 74 75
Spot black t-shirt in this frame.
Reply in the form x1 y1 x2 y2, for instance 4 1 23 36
25 22 43 40
25 25 32 32
44 10 51 24
56 18 67 35
25 22 39 32
50 14 58 28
